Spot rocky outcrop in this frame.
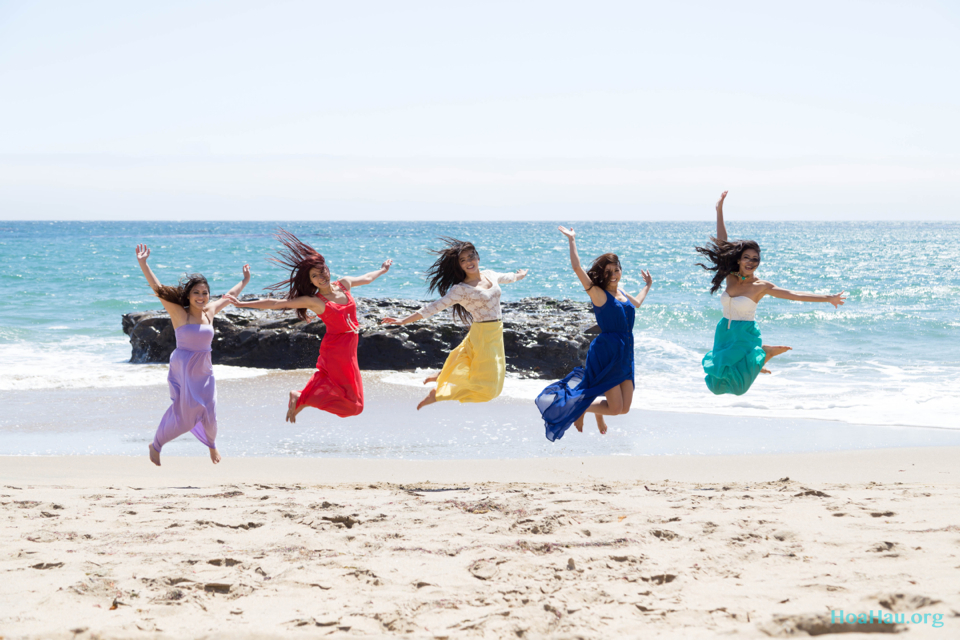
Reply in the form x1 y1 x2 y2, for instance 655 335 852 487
122 296 598 379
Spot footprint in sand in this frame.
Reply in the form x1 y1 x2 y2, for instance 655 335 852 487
207 558 243 567
469 558 501 580
876 593 941 612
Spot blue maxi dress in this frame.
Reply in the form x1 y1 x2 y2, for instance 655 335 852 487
536 290 635 442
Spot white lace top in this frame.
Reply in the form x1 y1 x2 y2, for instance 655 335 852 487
418 270 522 322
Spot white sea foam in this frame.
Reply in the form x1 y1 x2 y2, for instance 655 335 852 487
0 336 270 391
632 348 960 430
381 340 960 431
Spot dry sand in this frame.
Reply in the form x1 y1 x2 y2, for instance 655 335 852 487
1 449 958 639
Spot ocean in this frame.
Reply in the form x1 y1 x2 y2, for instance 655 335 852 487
1 220 958 457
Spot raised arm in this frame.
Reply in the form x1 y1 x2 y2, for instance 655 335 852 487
136 244 162 291
715 191 729 242
223 294 325 315
558 227 606 306
208 264 251 315
621 270 653 309
763 284 846 308
135 244 188 323
341 259 393 289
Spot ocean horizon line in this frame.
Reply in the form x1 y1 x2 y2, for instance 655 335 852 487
2 218 958 224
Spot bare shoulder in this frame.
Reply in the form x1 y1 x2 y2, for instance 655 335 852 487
337 278 351 291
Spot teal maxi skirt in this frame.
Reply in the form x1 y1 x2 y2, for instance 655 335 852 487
703 318 766 396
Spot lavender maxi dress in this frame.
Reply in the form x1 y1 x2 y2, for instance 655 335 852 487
151 323 217 453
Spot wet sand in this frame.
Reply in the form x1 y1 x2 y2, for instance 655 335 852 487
4 370 960 459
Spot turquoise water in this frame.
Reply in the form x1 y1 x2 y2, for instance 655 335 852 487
1 220 958 435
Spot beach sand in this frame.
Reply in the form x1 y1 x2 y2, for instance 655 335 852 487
1 449 958 639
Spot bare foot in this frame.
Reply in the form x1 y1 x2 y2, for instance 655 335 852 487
423 373 439 385
417 389 437 411
209 448 221 464
286 391 300 423
574 412 586 433
595 414 608 435
148 444 160 467
761 367 772 374
762 345 792 366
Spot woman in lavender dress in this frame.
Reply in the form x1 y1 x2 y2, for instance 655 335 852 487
136 244 250 466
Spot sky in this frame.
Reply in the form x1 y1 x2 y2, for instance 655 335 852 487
1 0 958 221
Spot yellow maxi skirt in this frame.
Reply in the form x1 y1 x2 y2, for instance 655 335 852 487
435 321 505 403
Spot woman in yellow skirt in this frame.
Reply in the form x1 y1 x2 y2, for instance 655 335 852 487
381 238 528 410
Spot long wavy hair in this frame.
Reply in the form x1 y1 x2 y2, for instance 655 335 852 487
265 228 331 321
425 237 477 325
695 237 762 294
155 274 209 309
586 253 621 291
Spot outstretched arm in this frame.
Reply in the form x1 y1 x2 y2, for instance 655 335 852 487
621 270 653 308
380 311 424 326
558 226 607 306
715 191 729 242
764 285 846 308
341 259 393 289
496 269 528 284
136 244 188 323
382 286 463 326
208 264 251 315
223 294 325 315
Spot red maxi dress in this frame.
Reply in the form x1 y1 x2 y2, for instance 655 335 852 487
295 284 364 417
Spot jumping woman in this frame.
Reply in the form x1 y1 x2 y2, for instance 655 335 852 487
224 229 391 423
694 191 846 395
380 237 528 410
135 243 250 466
535 227 652 441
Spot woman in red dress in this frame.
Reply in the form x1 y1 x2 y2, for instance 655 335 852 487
225 229 392 422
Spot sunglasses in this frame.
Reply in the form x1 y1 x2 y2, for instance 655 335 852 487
741 256 761 264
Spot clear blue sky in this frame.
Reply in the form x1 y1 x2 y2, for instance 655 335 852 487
1 0 958 220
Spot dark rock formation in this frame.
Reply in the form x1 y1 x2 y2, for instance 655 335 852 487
122 296 598 379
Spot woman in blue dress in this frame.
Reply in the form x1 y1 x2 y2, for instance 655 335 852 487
695 191 847 395
536 226 652 441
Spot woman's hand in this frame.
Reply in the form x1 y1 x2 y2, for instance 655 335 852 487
381 317 404 326
558 226 576 240
827 291 847 308
515 269 528 281
136 244 150 264
641 270 653 287
241 264 251 283
380 258 393 272
223 294 248 308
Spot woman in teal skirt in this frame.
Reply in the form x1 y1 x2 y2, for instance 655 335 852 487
694 191 847 395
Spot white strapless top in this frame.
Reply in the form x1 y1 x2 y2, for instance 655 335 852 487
721 291 758 326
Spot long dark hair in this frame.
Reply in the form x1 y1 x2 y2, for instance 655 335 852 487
426 237 477 325
155 274 209 309
695 237 761 294
265 228 330 321
586 253 621 291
